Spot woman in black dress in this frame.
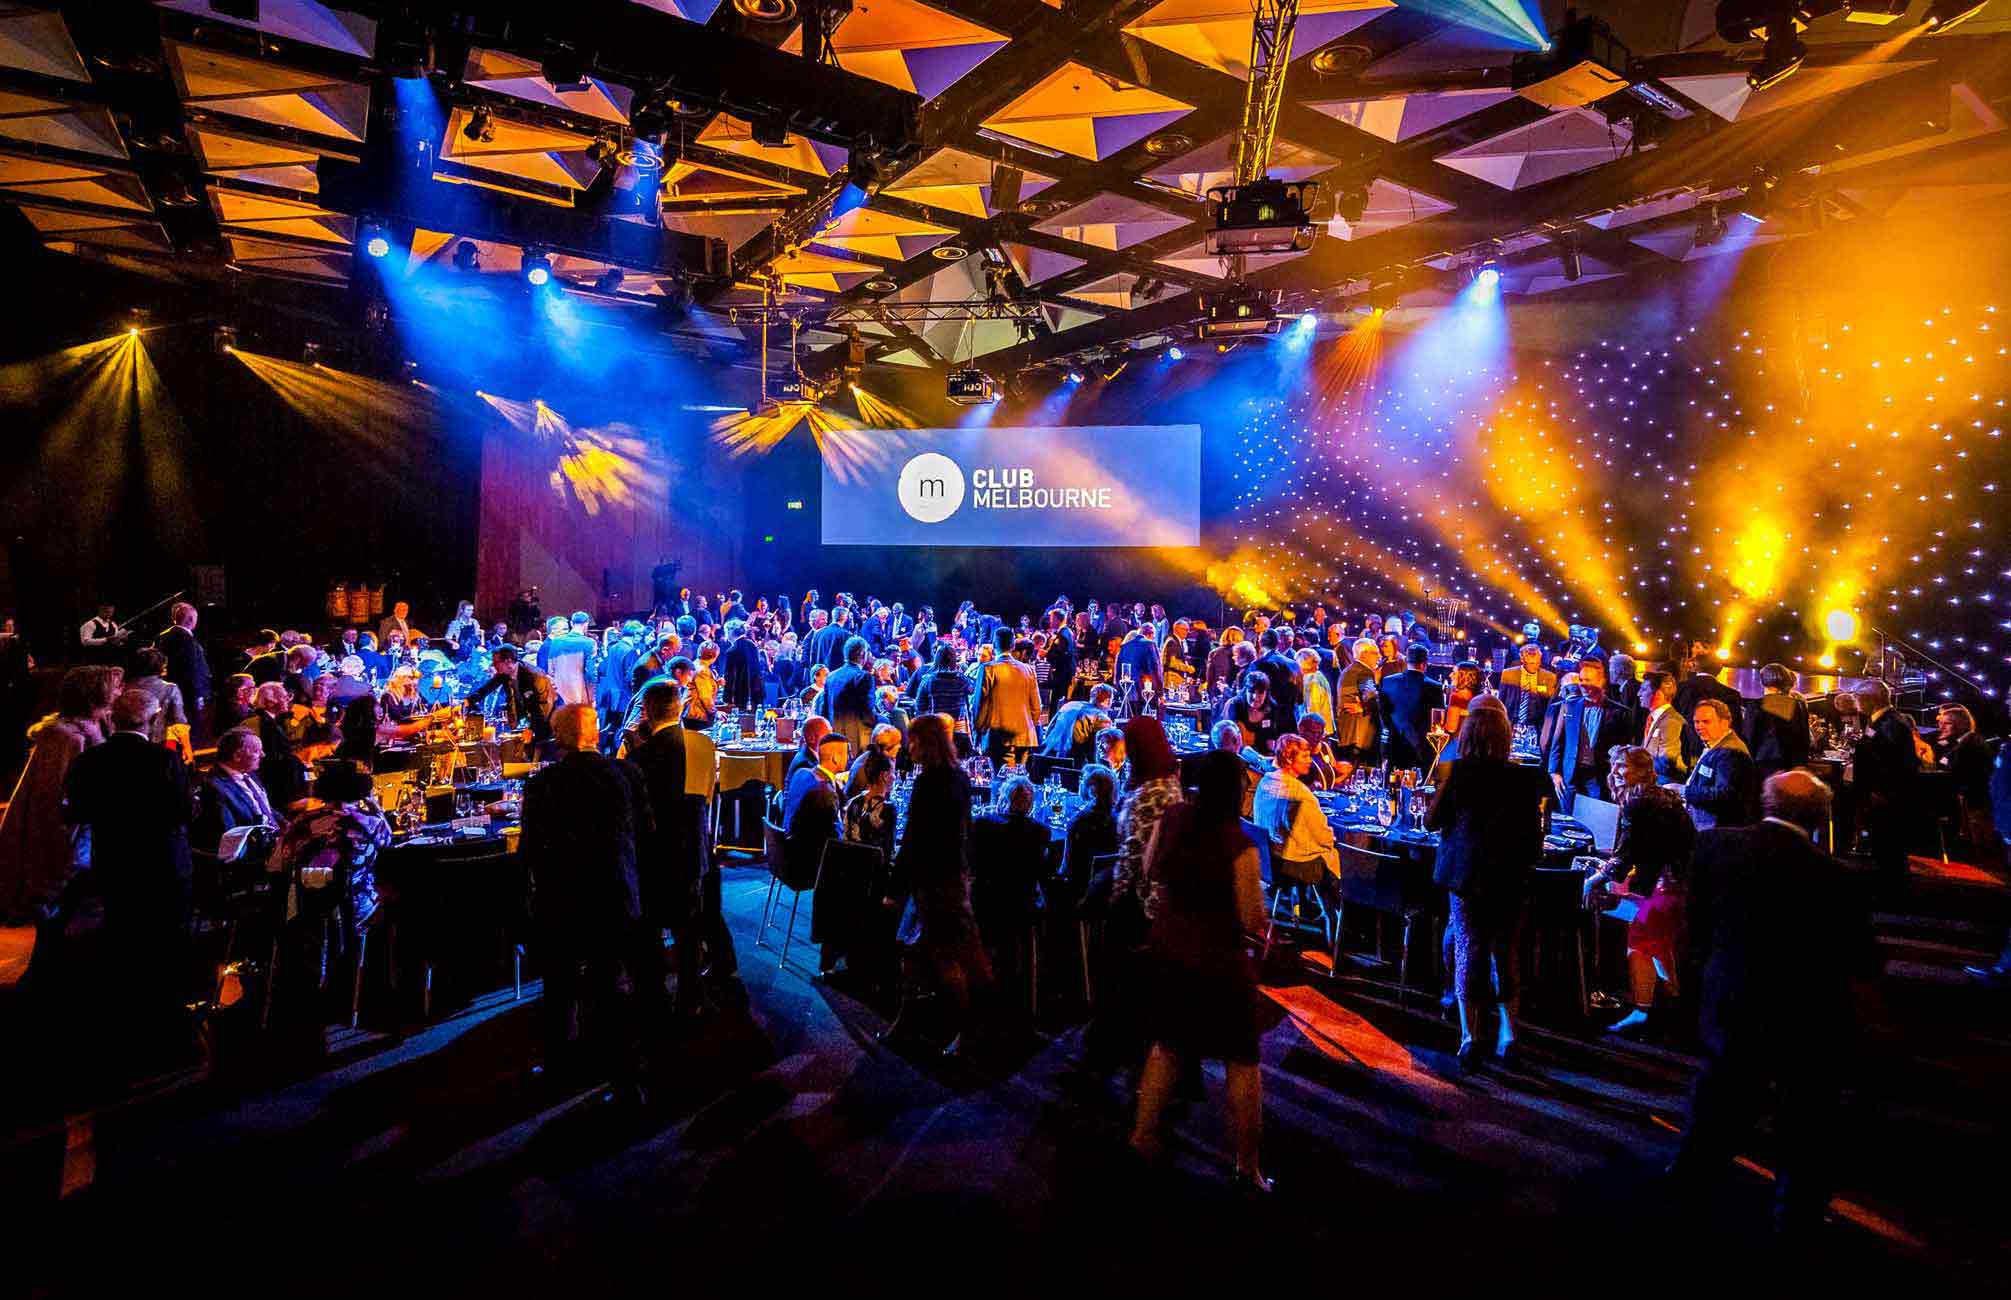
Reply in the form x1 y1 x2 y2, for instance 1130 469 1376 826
886 712 992 1052
1128 750 1269 1191
1741 662 1810 781
1427 701 1553 1068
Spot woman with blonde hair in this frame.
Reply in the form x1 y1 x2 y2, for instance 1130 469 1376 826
0 665 121 923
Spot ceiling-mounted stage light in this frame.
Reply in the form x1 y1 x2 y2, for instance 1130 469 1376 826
1204 177 1317 256
213 324 237 353
1845 0 1911 21
1064 368 1084 385
363 229 390 259
1199 285 1280 337
541 47 589 93
750 113 789 148
1554 231 1582 281
1922 0 1989 30
1472 260 1501 291
1694 201 1728 246
463 106 495 143
1166 345 1184 361
593 266 625 294
303 341 322 366
947 367 998 405
1747 22 1806 89
522 249 553 287
452 239 480 272
735 0 798 21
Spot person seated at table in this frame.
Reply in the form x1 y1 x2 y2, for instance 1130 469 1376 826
1740 662 1809 782
1094 724 1126 775
1226 670 1282 757
846 724 904 801
1252 732 1339 926
873 684 911 742
1296 715 1342 789
267 759 391 1025
1211 720 1263 819
379 666 422 724
465 645 559 760
1043 683 1115 763
194 725 281 860
971 775 1050 1010
1427 704 1553 1069
333 693 384 771
1061 763 1121 902
783 731 848 904
844 748 898 864
211 672 257 739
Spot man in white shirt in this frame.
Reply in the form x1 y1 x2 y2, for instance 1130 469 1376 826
195 726 279 855
377 600 412 648
79 603 128 662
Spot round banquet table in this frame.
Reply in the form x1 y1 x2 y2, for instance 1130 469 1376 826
374 812 526 1014
715 739 796 790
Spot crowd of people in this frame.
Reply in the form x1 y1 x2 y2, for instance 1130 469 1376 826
2 583 2007 1227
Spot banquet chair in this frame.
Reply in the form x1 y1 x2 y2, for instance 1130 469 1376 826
1334 839 1419 994
760 792 789 935
714 752 771 855
1025 754 1082 791
805 838 882 973
1079 852 1120 1004
1527 864 1590 1020
760 827 826 968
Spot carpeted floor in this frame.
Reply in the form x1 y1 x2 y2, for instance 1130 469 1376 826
2 856 2007 1297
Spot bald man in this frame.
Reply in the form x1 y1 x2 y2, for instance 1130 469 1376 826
1671 770 1879 1240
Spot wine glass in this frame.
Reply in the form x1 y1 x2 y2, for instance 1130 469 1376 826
1375 791 1396 831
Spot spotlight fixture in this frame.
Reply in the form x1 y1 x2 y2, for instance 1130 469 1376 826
1309 42 1373 78
376 12 431 78
846 139 886 195
1694 201 1728 247
303 341 322 366
463 105 495 143
522 249 553 287
1511 13 1631 109
1844 0 1910 20
593 266 625 294
1554 231 1582 281
1166 345 1184 361
1333 182 1369 226
1922 0 1988 30
1716 1 1812 91
1747 22 1806 90
734 0 798 21
541 47 589 93
213 324 237 353
452 239 480 272
1824 608 1860 642
1199 286 1281 337
1064 369 1084 384
946 367 999 405
865 277 898 293
1472 260 1501 291
931 245 969 261
585 133 619 169
750 113 790 148
1204 178 1317 256
360 219 391 259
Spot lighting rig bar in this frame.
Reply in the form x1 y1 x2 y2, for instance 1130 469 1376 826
1234 0 1302 186
728 299 1046 326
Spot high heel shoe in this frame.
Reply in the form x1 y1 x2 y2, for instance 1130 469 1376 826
1454 1039 1480 1071
1234 1169 1275 1196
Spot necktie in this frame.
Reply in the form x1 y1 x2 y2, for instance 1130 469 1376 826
240 772 274 825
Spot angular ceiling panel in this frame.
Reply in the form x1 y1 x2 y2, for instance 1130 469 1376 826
1327 177 1454 239
1305 88 1515 143
808 204 957 261
156 0 376 58
1145 133 1334 198
1436 107 1631 191
0 8 89 83
883 146 1055 218
791 0 1010 100
1123 0 1392 79
1002 241 1085 284
0 105 127 159
1034 191 1190 251
697 116 848 178
462 49 633 125
982 61 1193 161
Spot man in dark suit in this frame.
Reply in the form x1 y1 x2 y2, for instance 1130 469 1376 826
1333 638 1381 762
818 635 878 754
63 688 196 1047
814 608 856 671
781 732 848 927
1673 655 1746 764
1378 642 1446 772
1851 680 1923 897
626 681 704 1015
1114 628 1159 692
719 620 764 711
1545 658 1636 811
193 725 279 856
1496 642 1557 730
1671 771 1879 1239
1251 627 1303 726
156 602 212 746
1684 697 1759 830
244 630 285 686
1042 625 1077 713
465 644 559 759
519 704 655 1096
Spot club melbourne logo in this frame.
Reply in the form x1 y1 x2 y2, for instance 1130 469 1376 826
897 451 965 524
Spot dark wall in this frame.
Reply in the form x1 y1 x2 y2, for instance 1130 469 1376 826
0 250 477 656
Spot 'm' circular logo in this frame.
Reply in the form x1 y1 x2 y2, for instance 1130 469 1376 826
897 451 965 524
